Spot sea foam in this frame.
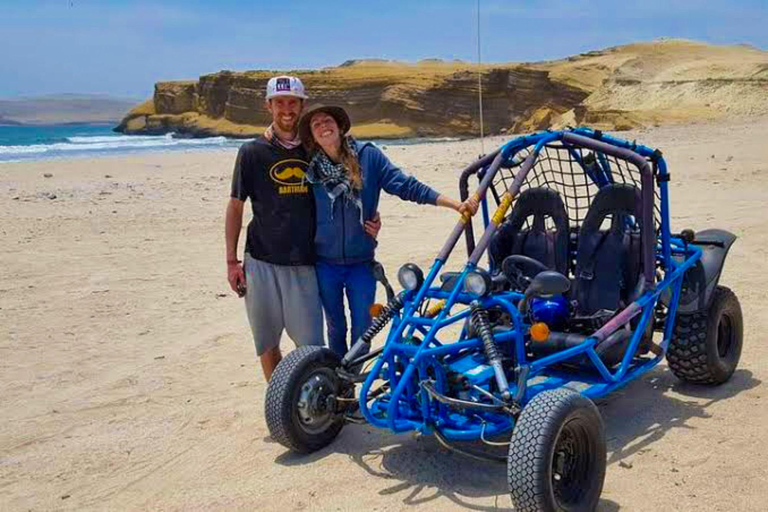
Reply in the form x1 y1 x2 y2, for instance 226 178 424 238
0 133 240 162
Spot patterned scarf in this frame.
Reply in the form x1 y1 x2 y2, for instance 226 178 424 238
264 124 302 150
305 136 363 226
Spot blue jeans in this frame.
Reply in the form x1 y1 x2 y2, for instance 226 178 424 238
315 260 377 357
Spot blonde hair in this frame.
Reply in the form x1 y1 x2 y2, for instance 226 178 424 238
339 138 362 189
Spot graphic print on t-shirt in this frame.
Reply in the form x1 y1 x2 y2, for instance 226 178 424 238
269 158 309 195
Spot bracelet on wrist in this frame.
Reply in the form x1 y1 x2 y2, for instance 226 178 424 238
227 259 241 265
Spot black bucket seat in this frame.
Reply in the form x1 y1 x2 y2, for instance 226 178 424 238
489 187 570 276
573 184 643 315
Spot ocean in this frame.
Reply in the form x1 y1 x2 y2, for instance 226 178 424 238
0 124 244 163
0 124 458 164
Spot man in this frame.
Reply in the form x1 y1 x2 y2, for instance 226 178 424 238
225 76 379 381
225 75 323 381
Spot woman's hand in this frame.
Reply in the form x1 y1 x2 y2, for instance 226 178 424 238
436 194 479 216
364 211 382 239
458 196 480 217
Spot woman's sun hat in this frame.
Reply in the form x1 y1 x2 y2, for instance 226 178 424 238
298 104 351 144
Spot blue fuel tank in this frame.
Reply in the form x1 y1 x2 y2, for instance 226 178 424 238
530 295 569 328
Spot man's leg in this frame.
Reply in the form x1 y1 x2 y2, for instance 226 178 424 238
346 262 377 351
281 262 327 350
244 254 284 381
307 262 346 356
259 345 282 382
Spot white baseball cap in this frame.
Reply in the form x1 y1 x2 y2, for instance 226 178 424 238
265 75 308 100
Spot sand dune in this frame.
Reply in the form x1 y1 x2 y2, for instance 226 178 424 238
541 40 768 129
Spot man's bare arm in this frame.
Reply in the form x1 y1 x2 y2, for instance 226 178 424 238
226 198 244 260
225 198 246 295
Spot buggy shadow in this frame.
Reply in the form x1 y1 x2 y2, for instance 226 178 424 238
265 127 743 511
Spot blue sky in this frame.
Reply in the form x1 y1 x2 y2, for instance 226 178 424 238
1 0 765 99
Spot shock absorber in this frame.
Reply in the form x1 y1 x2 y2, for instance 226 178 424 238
470 301 511 400
341 293 406 367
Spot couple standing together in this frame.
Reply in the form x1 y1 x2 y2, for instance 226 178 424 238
225 75 478 380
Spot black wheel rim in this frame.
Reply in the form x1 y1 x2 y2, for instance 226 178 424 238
551 418 594 507
295 368 337 435
716 314 735 359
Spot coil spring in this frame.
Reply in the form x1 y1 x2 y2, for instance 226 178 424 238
471 302 502 363
360 294 405 344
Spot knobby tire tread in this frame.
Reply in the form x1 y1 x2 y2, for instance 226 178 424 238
667 286 742 385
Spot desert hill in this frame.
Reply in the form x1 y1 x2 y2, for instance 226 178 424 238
1 94 141 125
115 40 767 138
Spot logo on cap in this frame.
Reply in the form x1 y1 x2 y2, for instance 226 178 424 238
275 77 291 92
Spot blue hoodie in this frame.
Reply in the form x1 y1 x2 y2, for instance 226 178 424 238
312 140 440 264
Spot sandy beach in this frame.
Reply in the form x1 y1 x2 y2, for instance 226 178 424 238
2 118 768 511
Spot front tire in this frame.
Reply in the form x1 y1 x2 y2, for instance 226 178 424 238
265 346 346 454
507 389 606 512
667 285 743 385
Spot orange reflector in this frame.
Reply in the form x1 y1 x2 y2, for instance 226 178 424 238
369 303 385 318
530 322 550 342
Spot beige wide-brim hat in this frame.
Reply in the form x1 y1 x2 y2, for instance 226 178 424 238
299 104 351 145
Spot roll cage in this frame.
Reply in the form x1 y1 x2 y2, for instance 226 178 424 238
355 127 701 442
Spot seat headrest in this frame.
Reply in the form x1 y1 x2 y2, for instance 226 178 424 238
489 187 570 275
506 187 568 231
580 184 642 235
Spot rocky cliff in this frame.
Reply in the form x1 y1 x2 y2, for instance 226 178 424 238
116 40 768 138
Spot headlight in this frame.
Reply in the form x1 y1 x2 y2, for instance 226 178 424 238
464 270 491 296
397 263 424 291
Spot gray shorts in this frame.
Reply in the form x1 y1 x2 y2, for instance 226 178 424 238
243 254 324 356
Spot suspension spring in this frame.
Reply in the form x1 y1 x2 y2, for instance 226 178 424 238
470 301 511 400
342 293 406 368
471 303 501 362
360 293 405 344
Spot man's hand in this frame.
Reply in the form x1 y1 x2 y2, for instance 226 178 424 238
225 198 246 296
227 261 246 297
364 211 382 239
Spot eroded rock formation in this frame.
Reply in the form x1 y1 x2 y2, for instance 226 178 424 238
116 40 768 138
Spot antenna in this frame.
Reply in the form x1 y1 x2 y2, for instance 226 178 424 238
476 0 485 155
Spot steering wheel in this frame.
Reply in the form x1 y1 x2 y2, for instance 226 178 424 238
501 255 550 291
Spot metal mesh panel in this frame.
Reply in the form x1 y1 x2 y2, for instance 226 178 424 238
490 142 661 232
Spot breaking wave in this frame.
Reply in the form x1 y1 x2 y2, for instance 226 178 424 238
0 132 243 162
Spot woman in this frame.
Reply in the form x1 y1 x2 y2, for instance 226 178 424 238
299 104 478 357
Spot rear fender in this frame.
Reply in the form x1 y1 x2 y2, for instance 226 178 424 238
672 229 737 314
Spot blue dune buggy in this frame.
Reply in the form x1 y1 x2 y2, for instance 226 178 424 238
265 127 743 511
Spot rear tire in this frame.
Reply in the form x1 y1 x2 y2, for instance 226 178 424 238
667 285 743 385
265 346 346 454
507 389 606 512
